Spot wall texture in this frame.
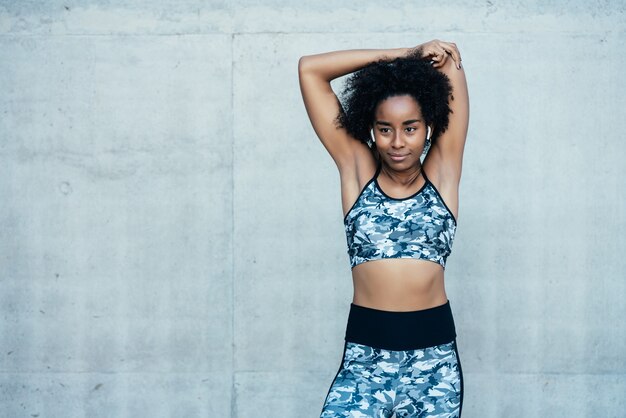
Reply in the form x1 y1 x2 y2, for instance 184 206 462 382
1 1 625 417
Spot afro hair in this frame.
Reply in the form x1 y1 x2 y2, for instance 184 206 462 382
334 49 454 147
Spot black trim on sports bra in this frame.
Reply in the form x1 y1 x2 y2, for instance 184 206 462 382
421 168 458 226
343 161 458 226
374 166 428 201
342 161 382 223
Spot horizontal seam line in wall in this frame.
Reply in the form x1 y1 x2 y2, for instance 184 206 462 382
0 371 229 374
229 370 626 376
0 371 624 376
447 371 626 376
0 29 622 37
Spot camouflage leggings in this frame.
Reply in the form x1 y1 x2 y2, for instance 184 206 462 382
320 339 463 417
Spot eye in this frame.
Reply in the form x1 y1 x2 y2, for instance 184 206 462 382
379 128 391 133
406 127 417 132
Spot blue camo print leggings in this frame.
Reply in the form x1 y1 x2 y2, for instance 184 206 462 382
320 339 463 417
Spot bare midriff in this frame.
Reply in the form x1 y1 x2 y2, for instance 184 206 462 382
351 258 448 312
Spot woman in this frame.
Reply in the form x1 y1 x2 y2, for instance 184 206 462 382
298 39 469 418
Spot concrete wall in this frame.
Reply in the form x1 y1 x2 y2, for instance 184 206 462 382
1 2 624 417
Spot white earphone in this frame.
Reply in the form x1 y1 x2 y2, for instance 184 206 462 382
427 126 432 139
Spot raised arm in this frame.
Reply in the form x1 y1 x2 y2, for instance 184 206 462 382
415 40 469 186
297 48 410 170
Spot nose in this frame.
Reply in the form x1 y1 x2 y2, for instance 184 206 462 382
391 131 405 148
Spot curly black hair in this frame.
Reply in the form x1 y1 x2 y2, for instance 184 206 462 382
334 49 454 147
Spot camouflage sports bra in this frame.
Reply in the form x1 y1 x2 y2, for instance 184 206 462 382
344 161 457 270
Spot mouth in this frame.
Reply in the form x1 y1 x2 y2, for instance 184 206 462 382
388 153 409 162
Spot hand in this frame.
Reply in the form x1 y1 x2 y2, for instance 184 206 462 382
411 39 462 70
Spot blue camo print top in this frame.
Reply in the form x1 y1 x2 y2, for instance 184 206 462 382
344 162 457 270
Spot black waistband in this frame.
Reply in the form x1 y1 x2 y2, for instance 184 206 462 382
344 299 456 351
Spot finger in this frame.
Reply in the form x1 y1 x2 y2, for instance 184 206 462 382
443 47 459 69
426 48 439 59
441 47 459 68
440 40 458 55
449 46 462 69
442 42 461 69
431 53 443 66
427 46 448 67
436 48 448 66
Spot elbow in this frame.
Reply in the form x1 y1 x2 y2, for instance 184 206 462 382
298 55 311 75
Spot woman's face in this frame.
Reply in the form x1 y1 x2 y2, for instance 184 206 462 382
372 94 429 170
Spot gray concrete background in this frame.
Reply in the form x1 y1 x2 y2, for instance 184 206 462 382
1 1 625 417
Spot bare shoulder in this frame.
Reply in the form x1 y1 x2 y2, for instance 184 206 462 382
339 143 378 218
